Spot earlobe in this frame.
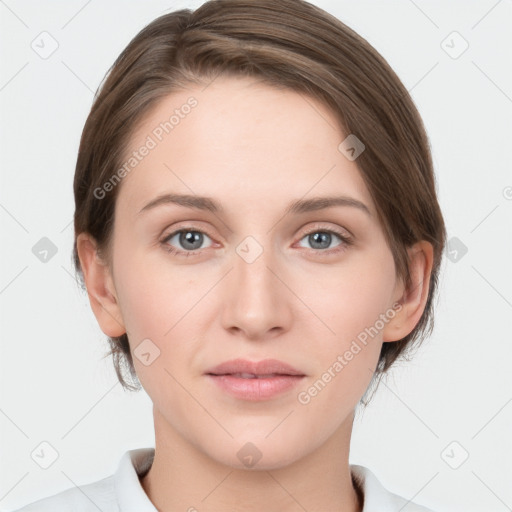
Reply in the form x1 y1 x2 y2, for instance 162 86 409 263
76 233 126 337
382 241 434 342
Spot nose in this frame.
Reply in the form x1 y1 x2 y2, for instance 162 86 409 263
220 238 293 341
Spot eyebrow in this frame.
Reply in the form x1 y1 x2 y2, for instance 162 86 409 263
138 193 371 217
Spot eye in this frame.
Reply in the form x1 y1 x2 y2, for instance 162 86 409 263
296 227 352 255
160 225 353 258
161 228 214 256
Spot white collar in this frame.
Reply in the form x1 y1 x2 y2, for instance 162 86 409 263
114 448 157 511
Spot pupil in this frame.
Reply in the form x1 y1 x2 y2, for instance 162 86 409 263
181 231 202 250
311 232 330 249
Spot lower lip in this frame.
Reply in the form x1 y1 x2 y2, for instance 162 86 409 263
206 374 305 401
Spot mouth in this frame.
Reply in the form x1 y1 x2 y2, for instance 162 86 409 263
205 359 305 401
205 358 305 377
209 372 298 379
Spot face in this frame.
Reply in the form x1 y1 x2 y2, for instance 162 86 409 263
100 76 407 469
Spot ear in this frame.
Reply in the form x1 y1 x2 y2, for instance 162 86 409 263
382 240 434 342
76 233 126 337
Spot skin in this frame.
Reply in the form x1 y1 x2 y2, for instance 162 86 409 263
77 75 434 512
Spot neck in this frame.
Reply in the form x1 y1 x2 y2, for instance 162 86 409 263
140 408 363 512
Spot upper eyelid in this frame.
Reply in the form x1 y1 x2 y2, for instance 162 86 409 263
162 225 215 242
162 222 350 236
162 224 352 246
301 224 351 237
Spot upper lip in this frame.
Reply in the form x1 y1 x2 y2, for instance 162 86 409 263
205 358 304 376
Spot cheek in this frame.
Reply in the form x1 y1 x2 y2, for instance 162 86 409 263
114 250 198 337
296 251 396 403
302 253 397 343
112 248 215 366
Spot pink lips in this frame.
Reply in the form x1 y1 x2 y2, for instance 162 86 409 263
205 358 305 401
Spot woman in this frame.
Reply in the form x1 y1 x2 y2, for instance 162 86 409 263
15 0 445 510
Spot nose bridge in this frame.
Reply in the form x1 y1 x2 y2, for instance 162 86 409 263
237 236 274 288
221 234 290 337
234 234 278 302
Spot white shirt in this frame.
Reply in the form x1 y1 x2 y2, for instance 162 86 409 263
13 447 435 511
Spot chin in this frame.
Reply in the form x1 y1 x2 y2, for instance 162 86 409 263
205 437 305 472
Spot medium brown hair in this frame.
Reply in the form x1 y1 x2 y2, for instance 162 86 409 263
72 0 446 395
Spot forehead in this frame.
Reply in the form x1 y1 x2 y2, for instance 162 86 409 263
117 75 374 217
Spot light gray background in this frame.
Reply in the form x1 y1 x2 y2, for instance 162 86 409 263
1 1 511 511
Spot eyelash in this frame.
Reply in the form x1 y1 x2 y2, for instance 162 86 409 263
160 225 353 258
